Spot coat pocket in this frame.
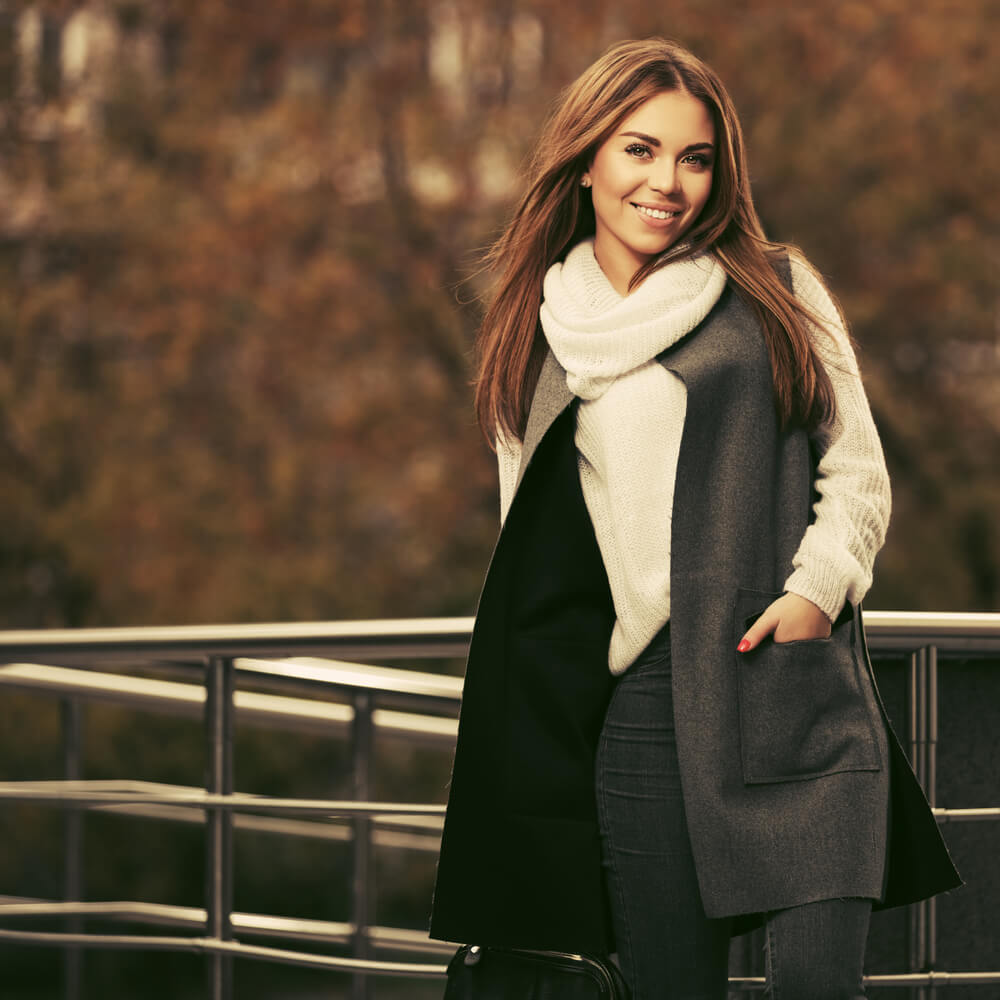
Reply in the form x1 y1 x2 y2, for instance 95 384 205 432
734 588 882 784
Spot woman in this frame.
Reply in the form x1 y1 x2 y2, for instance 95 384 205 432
430 38 960 999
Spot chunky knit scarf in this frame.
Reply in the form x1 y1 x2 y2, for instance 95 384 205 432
539 238 728 399
535 238 728 673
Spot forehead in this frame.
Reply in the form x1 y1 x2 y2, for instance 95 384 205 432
616 90 715 143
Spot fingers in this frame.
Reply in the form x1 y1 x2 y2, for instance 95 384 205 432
737 609 779 652
737 594 833 651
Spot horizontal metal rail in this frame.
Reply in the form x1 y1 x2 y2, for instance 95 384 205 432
0 780 994 825
861 611 1000 653
0 661 460 742
0 784 446 816
932 807 1000 822
0 924 997 989
3 898 998 987
0 612 997 664
0 618 478 663
0 929 448 978
33 779 442 848
0 898 453 954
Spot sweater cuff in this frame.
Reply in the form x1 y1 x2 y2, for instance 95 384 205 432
782 565 849 622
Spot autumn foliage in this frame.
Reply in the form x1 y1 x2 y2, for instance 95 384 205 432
3 0 998 631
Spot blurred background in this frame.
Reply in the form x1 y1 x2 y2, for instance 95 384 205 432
3 0 999 634
1 0 998 997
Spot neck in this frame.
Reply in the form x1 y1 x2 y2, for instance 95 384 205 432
593 244 644 297
539 241 728 401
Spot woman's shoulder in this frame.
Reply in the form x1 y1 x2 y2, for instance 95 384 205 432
779 248 858 364
765 246 828 300
785 248 828 295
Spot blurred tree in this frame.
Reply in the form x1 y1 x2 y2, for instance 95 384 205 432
1 0 997 634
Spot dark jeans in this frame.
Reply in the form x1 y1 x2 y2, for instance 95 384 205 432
595 626 871 1000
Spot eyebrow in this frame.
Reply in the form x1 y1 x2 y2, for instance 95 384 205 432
619 131 715 153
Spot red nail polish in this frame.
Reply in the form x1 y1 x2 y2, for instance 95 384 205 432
737 639 751 653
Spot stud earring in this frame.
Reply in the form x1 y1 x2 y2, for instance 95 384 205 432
581 176 592 188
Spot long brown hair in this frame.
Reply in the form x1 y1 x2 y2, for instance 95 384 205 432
475 38 839 444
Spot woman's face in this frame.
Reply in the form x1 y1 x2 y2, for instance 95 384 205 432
584 89 716 293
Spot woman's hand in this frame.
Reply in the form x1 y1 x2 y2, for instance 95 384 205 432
737 593 832 652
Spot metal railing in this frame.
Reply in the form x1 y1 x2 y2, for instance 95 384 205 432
0 612 998 999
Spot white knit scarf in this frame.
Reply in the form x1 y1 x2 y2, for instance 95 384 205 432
539 238 728 399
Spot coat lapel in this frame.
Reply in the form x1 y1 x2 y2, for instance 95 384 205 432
515 350 574 490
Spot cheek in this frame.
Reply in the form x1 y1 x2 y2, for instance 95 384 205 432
687 175 713 212
592 159 636 199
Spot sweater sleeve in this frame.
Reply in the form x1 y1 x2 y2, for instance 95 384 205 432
781 256 892 619
497 430 523 526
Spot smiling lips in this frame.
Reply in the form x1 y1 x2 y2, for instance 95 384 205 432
632 202 683 225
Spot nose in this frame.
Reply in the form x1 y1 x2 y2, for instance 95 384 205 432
649 161 681 194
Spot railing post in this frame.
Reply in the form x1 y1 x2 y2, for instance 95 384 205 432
61 698 83 1000
926 645 939 1000
351 690 374 1000
908 647 931 1000
205 656 235 1000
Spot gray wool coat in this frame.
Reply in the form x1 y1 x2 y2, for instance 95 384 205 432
430 265 961 950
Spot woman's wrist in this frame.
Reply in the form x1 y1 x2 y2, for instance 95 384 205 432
782 567 846 623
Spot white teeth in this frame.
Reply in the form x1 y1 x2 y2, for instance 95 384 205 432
635 205 679 220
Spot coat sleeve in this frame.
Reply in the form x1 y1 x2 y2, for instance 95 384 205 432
782 256 892 620
497 430 523 526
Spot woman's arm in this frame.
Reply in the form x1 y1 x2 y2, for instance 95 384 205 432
739 256 892 650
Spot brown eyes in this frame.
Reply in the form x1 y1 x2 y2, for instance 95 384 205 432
682 153 712 169
623 144 712 170
624 142 653 159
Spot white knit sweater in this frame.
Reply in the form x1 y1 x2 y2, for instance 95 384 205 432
497 239 892 675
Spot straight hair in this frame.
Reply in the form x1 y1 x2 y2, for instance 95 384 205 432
474 38 840 445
